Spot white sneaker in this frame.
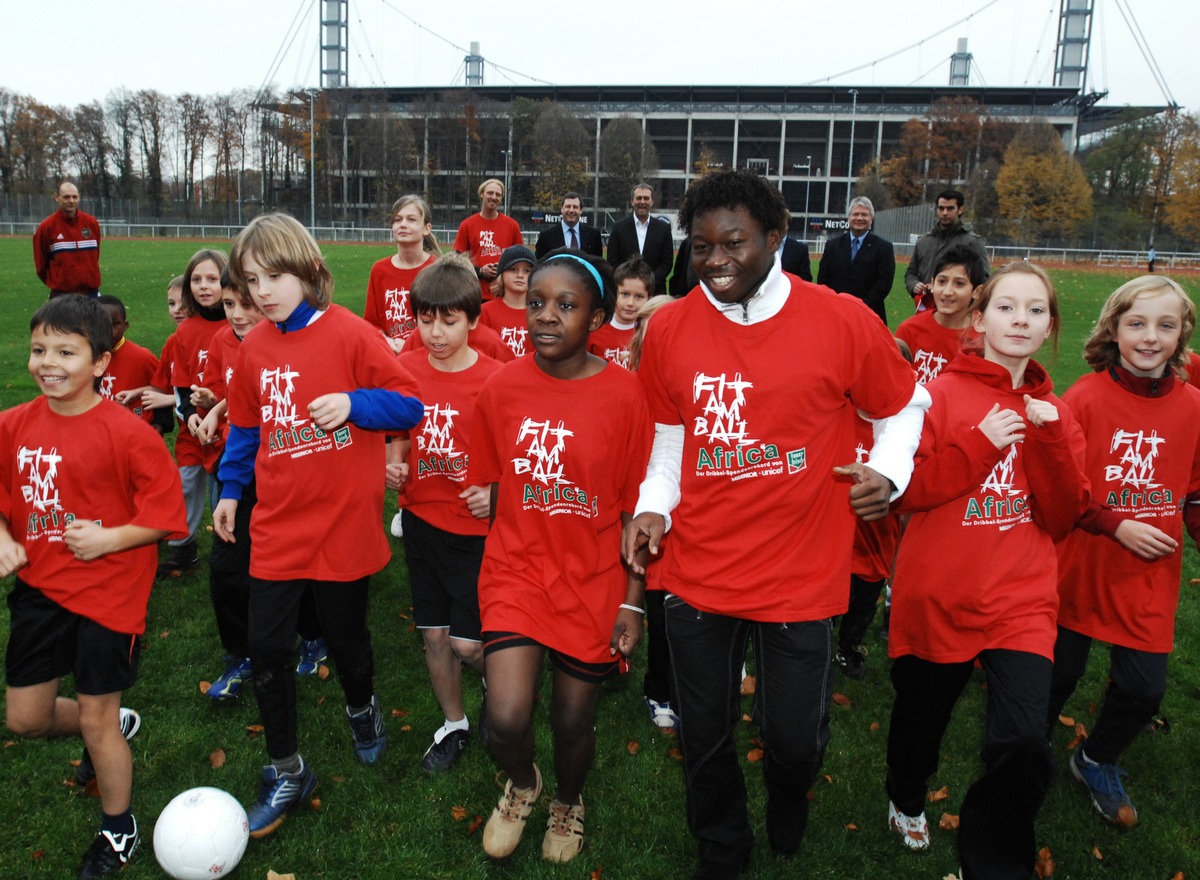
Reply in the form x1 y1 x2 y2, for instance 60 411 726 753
645 696 679 730
390 512 404 537
888 800 930 851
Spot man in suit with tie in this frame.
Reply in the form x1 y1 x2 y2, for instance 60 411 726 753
816 197 896 325
606 183 675 291
534 192 604 259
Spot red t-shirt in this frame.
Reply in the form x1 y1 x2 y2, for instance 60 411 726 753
850 417 900 582
1187 351 1200 391
478 299 529 358
363 253 437 343
587 322 635 369
395 350 503 536
401 321 516 363
1056 371 1200 652
472 357 651 663
171 315 226 471
638 278 916 621
100 338 160 425
226 305 422 581
0 397 187 634
889 353 1088 664
895 309 977 386
453 212 524 299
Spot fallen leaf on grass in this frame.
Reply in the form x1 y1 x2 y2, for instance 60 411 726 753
331 775 346 783
590 866 603 880
317 696 326 706
266 872 296 880
1190 578 1200 584
742 714 753 722
397 612 409 620
1168 873 1184 880
1034 846 1055 878
845 823 858 831
310 797 321 810
209 749 226 769
451 805 468 821
626 740 640 755
740 675 756 695
4 741 17 748
31 849 45 861
1058 714 1074 727
245 724 264 738
1092 846 1103 861
666 747 683 761
391 708 409 717
467 815 483 835
869 722 880 731
939 813 959 830
928 786 950 803
401 725 411 731
82 779 100 797
407 621 416 634
160 629 170 638
832 693 852 707
746 748 763 762
317 664 331 680
824 774 834 784
198 681 212 695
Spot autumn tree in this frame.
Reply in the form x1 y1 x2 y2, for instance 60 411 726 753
1165 115 1200 245
994 123 1092 244
599 117 659 210
529 102 589 210
876 119 928 206
70 101 112 199
133 89 169 216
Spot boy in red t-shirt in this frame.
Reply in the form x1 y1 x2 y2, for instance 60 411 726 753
389 255 502 773
895 245 985 386
96 294 173 434
1 296 187 877
588 257 652 368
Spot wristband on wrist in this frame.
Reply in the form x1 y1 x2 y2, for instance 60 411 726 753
619 603 645 615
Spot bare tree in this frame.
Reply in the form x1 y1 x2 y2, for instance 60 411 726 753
599 117 659 211
71 101 113 199
176 93 210 215
133 89 169 216
529 103 590 210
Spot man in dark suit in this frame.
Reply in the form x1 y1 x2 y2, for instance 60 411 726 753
816 196 896 325
606 183 674 291
534 192 603 259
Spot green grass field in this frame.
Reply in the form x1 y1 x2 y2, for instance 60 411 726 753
1 237 1199 879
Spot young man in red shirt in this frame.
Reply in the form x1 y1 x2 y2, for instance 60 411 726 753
623 170 929 878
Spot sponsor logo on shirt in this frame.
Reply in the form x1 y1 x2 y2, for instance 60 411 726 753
501 327 527 358
18 445 91 539
384 287 415 339
259 364 350 458
912 348 947 385
513 417 597 517
963 444 1030 526
415 402 468 482
1104 428 1175 513
604 347 630 369
690 371 783 480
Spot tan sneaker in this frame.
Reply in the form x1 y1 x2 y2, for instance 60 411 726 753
482 764 542 858
541 797 585 863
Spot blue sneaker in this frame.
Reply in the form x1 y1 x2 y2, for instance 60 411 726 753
296 638 328 676
247 758 318 838
208 657 253 701
1070 745 1138 828
347 694 388 763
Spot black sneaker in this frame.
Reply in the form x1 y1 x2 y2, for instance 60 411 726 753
156 539 198 577
346 694 388 763
422 727 469 773
76 708 141 788
836 645 868 680
78 816 139 879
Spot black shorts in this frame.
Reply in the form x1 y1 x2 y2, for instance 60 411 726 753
482 632 621 684
402 510 484 643
6 578 140 695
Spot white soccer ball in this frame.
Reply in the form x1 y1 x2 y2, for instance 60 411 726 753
153 786 250 880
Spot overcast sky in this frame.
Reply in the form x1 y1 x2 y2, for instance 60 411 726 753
6 0 1192 111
